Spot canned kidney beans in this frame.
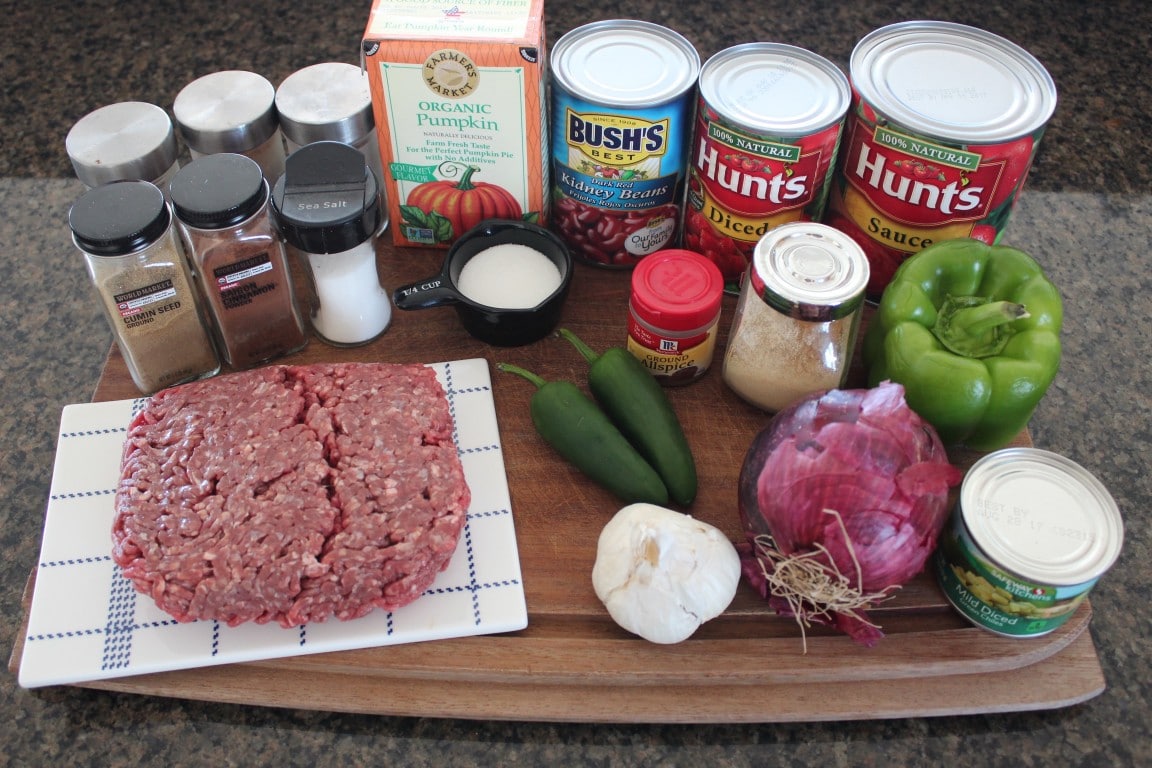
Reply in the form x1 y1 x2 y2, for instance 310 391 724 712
549 20 700 268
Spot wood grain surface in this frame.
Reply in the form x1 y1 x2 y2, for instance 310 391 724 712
10 238 1106 721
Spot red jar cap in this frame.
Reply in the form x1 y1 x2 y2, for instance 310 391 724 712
631 249 724 331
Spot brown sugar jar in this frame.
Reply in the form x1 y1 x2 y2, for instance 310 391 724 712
169 153 308 369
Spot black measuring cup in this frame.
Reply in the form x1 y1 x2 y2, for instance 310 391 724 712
392 219 573 347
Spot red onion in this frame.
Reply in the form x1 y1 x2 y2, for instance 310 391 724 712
737 381 963 646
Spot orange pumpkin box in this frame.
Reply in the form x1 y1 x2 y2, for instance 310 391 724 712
362 0 549 248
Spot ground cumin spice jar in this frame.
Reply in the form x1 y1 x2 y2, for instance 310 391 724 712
69 180 220 394
169 153 308 369
722 222 869 411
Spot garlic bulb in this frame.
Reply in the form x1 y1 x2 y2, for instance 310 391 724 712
592 503 741 644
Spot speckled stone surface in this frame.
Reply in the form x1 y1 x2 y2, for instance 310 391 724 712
2 1 1149 765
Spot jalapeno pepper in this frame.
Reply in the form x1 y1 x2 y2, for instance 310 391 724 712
558 328 698 506
862 239 1063 451
497 363 669 505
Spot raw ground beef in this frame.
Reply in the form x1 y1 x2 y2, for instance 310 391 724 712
112 362 470 628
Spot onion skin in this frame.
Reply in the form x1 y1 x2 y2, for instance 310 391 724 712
737 382 963 642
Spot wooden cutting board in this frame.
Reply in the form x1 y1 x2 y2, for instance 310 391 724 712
10 240 1106 722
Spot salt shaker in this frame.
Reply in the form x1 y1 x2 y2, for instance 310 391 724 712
169 153 308 368
65 102 182 194
172 70 287 183
270 142 391 346
722 222 869 412
275 62 388 231
69 180 220 394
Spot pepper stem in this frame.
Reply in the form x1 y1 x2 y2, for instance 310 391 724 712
932 295 1031 358
557 328 602 365
496 362 546 389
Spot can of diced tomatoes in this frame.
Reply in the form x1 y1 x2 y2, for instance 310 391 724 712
549 20 700 268
934 449 1123 638
682 43 851 291
825 21 1058 299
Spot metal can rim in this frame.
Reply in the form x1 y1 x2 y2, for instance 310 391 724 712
549 19 700 108
850 20 1058 143
960 448 1123 587
699 42 851 137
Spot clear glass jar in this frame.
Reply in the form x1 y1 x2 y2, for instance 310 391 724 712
722 222 869 412
173 70 287 183
169 153 308 369
270 142 391 346
65 102 182 196
275 62 388 232
69 180 220 394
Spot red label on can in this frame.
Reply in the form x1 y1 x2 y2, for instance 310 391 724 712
682 105 845 286
826 100 1042 298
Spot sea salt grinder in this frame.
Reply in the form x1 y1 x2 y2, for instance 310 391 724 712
271 141 392 346
275 62 389 232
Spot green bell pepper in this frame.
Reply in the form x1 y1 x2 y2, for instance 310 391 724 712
862 239 1063 451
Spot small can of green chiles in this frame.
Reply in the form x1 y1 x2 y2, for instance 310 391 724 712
934 448 1123 637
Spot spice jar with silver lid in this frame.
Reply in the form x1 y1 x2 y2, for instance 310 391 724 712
275 62 388 232
722 222 869 412
169 153 308 369
173 70 287 183
65 102 182 194
271 141 391 347
69 180 220 394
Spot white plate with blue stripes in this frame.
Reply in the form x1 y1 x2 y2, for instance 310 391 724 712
19 358 528 689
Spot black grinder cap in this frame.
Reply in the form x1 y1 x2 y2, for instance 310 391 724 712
270 141 381 254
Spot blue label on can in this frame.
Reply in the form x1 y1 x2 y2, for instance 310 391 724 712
550 91 694 266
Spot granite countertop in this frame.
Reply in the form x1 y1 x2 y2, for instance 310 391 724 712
3 0 1149 764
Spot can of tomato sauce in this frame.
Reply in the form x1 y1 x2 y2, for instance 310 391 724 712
826 21 1058 299
549 20 700 268
682 43 851 291
933 449 1124 638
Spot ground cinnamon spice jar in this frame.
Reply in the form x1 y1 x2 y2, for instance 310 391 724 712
69 180 220 394
169 153 308 369
722 222 869 411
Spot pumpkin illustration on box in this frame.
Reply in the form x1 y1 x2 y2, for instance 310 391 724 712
400 162 532 245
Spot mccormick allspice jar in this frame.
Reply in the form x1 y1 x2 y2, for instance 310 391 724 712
627 249 724 385
170 153 308 369
722 222 869 411
69 180 220 394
